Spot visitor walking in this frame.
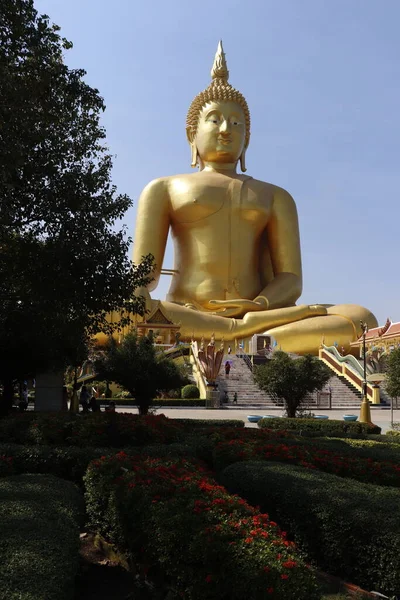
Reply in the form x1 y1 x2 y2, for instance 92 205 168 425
225 362 231 377
227 345 231 355
233 392 238 404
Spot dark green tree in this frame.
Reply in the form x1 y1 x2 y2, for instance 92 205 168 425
385 348 400 401
94 333 186 415
0 0 152 411
254 351 331 418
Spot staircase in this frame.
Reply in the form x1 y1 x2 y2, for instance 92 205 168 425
215 355 365 409
216 355 278 407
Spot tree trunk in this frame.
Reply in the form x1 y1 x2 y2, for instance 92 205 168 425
137 397 150 415
285 402 297 418
0 378 14 416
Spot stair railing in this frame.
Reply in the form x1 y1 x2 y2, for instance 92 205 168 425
237 352 253 372
319 345 380 404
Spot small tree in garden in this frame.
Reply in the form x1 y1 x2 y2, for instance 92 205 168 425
254 351 331 418
94 333 186 415
386 348 400 401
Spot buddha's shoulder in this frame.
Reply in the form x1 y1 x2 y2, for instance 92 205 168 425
246 178 296 202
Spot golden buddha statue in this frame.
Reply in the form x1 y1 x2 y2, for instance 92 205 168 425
132 42 377 354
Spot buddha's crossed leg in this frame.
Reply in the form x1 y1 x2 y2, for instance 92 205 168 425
160 301 377 354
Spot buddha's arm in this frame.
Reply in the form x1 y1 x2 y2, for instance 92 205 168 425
132 178 170 292
254 186 302 309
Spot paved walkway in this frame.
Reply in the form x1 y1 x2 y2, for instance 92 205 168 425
115 406 400 434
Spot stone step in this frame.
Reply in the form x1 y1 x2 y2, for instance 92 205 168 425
216 354 365 409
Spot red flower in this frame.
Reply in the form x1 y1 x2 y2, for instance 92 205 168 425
205 574 212 583
281 574 289 580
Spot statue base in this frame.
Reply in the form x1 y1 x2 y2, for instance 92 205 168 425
206 386 220 409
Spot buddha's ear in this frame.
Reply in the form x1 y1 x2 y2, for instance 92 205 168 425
186 126 194 145
240 149 247 172
190 143 198 169
186 126 198 169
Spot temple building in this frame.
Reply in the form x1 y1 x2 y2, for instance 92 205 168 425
136 301 181 347
350 318 400 356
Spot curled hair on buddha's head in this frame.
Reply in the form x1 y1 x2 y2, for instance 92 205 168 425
186 41 251 170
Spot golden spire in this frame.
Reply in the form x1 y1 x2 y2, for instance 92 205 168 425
211 40 229 82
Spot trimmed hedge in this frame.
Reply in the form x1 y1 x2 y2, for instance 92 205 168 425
154 398 206 407
85 454 319 599
386 430 400 437
174 418 245 429
221 461 400 597
0 442 203 484
0 413 185 447
181 384 200 399
212 433 400 486
0 474 84 600
258 417 381 435
101 397 206 407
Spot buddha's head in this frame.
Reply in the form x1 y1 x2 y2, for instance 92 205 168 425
186 41 251 171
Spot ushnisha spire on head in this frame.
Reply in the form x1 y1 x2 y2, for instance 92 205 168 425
186 40 251 170
211 40 229 81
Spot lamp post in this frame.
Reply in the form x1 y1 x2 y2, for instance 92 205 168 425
359 320 372 424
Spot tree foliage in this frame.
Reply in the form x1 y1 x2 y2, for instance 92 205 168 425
385 348 400 400
0 0 152 407
94 333 187 414
254 351 331 418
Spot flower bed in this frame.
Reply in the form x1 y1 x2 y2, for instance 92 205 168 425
213 436 400 486
258 417 381 435
0 473 84 599
0 442 203 484
84 454 319 599
221 461 400 597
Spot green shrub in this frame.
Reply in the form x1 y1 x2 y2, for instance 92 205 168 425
0 474 84 600
0 413 184 447
258 417 381 435
0 443 106 483
181 384 200 399
386 430 400 437
0 442 206 484
174 418 244 429
221 461 400 596
212 435 400 486
154 398 206 407
98 397 206 406
85 454 319 599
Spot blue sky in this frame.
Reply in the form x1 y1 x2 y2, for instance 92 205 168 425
35 0 400 326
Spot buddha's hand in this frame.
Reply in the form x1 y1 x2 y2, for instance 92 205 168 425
208 298 268 318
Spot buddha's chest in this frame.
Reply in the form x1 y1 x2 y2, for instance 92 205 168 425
169 177 271 227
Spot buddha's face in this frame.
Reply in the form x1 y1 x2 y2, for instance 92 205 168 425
194 100 246 164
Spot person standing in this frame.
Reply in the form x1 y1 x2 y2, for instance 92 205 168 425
79 385 90 413
227 346 232 355
225 362 231 377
